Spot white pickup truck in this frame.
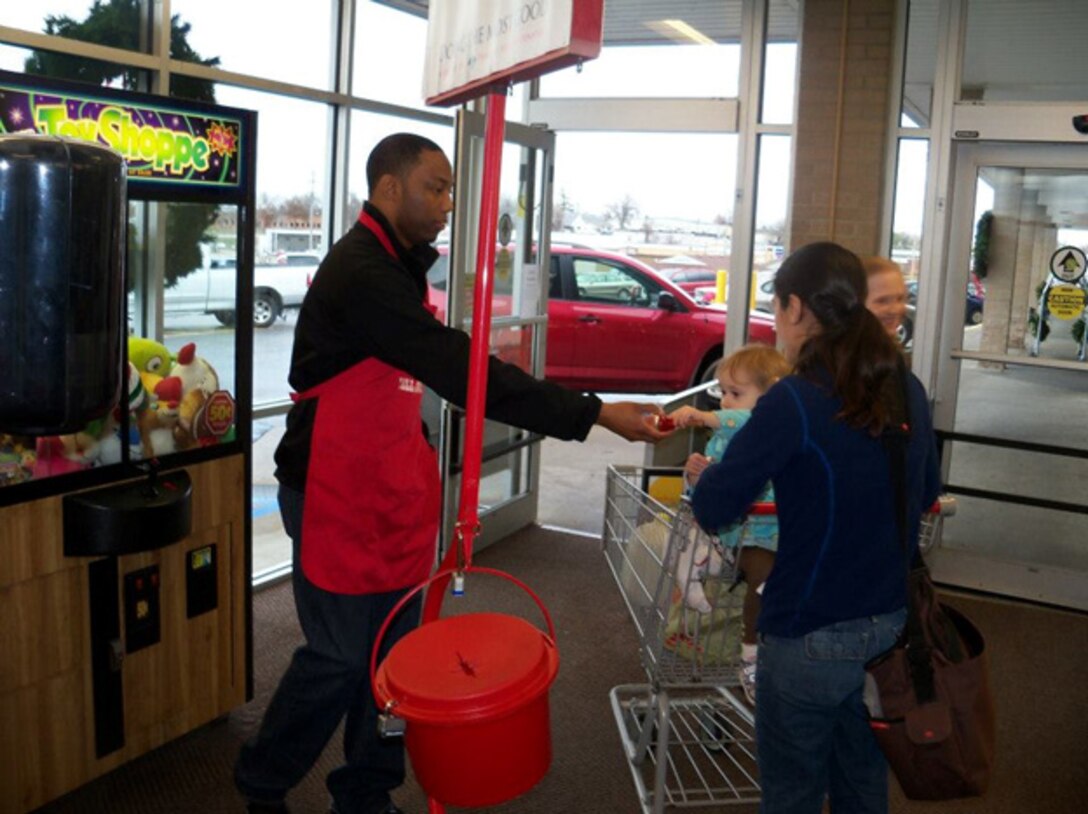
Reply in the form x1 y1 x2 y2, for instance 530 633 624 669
163 253 316 328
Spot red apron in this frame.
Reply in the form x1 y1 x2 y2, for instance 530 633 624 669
295 212 441 594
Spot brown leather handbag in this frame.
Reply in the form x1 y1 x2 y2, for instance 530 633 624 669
863 363 996 800
863 563 996 799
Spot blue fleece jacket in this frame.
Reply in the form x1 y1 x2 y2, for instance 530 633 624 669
691 371 941 638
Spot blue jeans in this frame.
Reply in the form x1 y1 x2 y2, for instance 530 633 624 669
756 608 906 814
235 485 422 813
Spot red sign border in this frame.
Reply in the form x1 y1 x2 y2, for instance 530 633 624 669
425 1 604 108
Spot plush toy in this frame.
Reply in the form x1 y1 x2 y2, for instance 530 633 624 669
124 337 232 455
672 531 728 614
167 342 229 449
126 337 179 457
0 434 35 485
120 360 153 459
140 375 182 456
72 417 111 466
93 374 149 465
128 336 174 396
170 342 219 397
32 435 92 477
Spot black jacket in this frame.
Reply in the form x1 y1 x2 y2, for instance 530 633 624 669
274 203 601 491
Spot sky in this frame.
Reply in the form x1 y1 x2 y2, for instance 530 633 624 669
1 1 926 235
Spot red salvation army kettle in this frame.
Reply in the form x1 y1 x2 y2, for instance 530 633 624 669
371 566 560 809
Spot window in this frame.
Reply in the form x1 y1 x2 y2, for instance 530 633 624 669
175 85 327 414
2 1 149 55
552 131 738 245
354 1 444 111
344 110 453 236
762 0 800 125
571 258 656 307
173 0 336 90
538 2 743 98
902 0 937 127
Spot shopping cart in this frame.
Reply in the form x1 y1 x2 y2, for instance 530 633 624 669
601 464 957 814
918 493 958 554
602 465 760 814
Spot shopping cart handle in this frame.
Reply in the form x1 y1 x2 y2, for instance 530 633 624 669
745 496 956 517
932 494 957 517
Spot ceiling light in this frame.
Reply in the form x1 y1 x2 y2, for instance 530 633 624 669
645 19 716 46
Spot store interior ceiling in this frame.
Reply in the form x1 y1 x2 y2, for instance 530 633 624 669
378 1 800 43
381 0 1087 228
384 0 1085 118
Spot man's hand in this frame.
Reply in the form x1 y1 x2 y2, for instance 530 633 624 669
596 401 672 442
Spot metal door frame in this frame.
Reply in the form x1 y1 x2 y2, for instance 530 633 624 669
929 140 1088 610
434 111 556 557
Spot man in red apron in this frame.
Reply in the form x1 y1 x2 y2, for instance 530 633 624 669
236 133 667 814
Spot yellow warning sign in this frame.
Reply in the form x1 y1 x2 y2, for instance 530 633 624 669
495 248 512 283
1046 285 1087 320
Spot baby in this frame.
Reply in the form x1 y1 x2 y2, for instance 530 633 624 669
668 344 790 702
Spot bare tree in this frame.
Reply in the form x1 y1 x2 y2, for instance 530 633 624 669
606 195 640 230
759 218 786 245
552 189 576 231
280 194 318 221
256 194 279 231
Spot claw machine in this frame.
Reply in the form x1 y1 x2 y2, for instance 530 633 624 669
0 68 256 813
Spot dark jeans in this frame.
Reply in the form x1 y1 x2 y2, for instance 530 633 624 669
755 608 907 814
235 485 422 813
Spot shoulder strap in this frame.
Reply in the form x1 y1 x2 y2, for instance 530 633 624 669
881 359 941 703
882 357 912 557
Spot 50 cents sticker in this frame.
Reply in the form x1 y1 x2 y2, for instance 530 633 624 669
200 390 236 436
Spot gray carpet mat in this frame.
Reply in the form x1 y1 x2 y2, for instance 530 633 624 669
32 525 1088 813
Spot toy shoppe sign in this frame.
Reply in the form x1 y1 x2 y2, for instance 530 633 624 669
0 69 245 194
424 0 603 106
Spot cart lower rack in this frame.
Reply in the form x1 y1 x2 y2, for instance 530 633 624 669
602 465 759 813
601 464 956 814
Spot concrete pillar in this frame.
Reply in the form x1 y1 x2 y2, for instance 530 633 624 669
790 0 896 255
979 170 1023 362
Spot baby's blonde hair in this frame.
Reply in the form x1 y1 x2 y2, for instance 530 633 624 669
716 344 791 393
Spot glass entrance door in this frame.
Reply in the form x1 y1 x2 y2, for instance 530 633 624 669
930 142 1088 611
425 109 556 556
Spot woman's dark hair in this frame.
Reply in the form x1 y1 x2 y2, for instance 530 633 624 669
773 241 903 434
366 133 443 195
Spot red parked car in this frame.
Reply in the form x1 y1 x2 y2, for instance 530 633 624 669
546 247 776 392
428 246 776 394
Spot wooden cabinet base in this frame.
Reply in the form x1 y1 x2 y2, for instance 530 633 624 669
0 455 249 813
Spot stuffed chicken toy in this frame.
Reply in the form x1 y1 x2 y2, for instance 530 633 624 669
166 342 223 448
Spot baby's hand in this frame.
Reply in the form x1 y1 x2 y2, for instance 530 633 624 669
684 452 711 486
654 414 677 432
669 406 705 429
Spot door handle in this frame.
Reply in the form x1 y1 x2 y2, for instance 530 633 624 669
578 315 601 324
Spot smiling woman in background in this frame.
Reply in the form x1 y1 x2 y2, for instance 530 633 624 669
862 255 909 340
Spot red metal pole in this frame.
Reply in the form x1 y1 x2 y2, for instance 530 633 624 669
456 89 507 568
423 89 507 624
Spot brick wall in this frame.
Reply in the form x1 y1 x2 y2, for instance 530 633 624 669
790 0 896 256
